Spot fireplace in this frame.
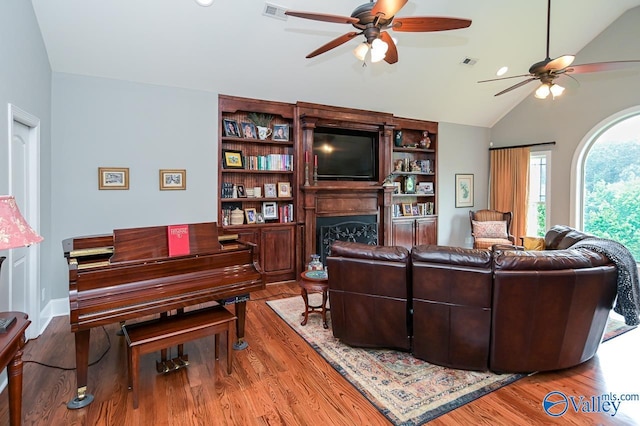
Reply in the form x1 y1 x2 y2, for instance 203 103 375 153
316 215 378 265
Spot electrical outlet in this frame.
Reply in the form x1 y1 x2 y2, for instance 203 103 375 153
41 288 46 302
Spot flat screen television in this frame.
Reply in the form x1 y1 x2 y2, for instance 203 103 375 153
312 127 379 181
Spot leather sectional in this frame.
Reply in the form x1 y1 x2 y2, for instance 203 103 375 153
326 226 619 373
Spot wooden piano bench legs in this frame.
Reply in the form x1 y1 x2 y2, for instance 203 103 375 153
122 305 237 409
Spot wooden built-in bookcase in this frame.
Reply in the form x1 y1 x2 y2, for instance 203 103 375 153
217 95 439 283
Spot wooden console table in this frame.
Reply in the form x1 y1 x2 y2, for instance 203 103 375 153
0 312 30 426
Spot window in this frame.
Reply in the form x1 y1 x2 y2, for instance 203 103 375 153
526 151 550 237
582 115 640 260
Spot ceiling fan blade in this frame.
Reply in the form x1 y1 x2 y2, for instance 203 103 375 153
392 17 472 32
494 78 538 96
566 60 640 74
371 0 408 19
478 73 533 83
284 10 359 25
544 55 575 71
306 32 360 59
379 31 398 64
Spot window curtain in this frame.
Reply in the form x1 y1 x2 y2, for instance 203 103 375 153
489 147 530 243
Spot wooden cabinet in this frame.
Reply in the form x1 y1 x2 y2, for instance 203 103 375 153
218 95 299 283
392 217 437 249
389 117 438 246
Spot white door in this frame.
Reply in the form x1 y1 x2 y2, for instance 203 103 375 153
8 105 41 339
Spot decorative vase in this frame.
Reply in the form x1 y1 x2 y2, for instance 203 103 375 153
394 131 403 147
257 126 273 140
230 208 244 225
307 254 323 271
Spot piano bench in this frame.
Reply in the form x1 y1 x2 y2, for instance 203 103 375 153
123 305 237 409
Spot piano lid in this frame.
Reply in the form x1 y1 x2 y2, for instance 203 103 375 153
110 222 223 264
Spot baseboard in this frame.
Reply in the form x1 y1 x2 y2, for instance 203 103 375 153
36 297 69 336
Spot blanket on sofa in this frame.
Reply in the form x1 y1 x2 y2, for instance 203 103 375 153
573 237 640 326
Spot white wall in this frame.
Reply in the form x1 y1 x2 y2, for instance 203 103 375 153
437 123 491 247
0 1 51 308
50 73 219 299
491 6 640 227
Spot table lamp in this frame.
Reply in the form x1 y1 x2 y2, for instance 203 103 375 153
0 195 43 331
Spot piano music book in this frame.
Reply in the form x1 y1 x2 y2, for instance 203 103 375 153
167 224 190 257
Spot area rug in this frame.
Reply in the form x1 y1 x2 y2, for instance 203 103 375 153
266 295 635 426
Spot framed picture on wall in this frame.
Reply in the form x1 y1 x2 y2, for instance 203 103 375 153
98 167 129 190
455 174 474 208
159 169 186 190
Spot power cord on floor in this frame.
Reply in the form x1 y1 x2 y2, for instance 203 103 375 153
249 292 299 302
23 325 112 371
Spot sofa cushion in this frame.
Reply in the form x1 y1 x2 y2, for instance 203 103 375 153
555 230 593 249
330 241 409 262
522 236 545 251
412 244 492 268
472 220 508 239
544 225 573 249
493 248 611 270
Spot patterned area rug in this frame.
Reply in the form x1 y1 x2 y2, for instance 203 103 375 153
266 295 635 426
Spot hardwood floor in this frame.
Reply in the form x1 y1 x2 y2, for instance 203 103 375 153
1 281 638 425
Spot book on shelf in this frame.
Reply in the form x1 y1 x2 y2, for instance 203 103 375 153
167 224 190 257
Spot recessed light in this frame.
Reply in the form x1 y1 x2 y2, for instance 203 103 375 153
496 66 509 76
195 0 214 7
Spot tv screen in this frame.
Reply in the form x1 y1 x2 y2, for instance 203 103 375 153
312 128 378 181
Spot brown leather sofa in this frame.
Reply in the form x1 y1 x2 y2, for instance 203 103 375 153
326 226 619 373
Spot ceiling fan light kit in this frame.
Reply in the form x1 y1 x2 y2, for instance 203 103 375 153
479 0 640 99
194 0 214 7
285 0 471 65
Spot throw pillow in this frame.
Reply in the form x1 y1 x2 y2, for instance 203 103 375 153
472 220 508 239
522 236 545 251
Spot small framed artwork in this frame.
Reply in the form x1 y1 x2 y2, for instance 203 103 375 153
236 184 247 198
412 206 420 216
223 119 240 137
404 175 416 194
402 203 413 216
455 174 474 208
159 169 186 190
244 208 257 224
264 183 277 198
277 182 291 197
241 122 257 139
222 150 244 169
272 124 289 141
256 212 265 224
417 182 434 195
262 201 278 220
98 167 129 190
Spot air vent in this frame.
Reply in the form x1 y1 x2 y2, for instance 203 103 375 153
460 57 478 66
263 3 288 20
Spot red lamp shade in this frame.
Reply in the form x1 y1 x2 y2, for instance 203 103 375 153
0 195 43 250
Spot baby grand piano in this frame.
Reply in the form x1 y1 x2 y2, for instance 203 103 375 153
63 222 264 409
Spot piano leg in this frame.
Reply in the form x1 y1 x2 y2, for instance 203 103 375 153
233 301 248 350
67 329 95 409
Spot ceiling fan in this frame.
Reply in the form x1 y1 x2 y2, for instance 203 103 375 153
479 0 640 98
284 0 472 64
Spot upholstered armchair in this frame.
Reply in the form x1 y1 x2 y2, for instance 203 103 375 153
469 210 515 250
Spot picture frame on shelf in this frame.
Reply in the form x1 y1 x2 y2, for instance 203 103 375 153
404 175 416 194
264 183 277 198
262 201 278 219
455 174 474 208
256 212 265 224
402 203 413 216
223 119 240 137
244 208 257 224
241 122 257 139
392 181 402 195
417 181 434 195
159 169 186 190
222 150 244 169
236 184 246 198
98 167 129 190
412 206 420 216
272 124 289 141
277 182 290 197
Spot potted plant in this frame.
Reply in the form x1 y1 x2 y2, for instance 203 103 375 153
248 113 274 140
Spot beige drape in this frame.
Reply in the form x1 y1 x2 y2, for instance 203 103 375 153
489 147 530 243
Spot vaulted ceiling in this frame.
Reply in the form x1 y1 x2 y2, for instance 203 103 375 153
31 0 640 127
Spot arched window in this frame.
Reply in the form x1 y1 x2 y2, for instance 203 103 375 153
572 107 640 261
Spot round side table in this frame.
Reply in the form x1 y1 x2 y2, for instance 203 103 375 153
298 270 329 329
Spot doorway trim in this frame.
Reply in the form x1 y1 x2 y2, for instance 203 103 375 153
7 103 41 339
